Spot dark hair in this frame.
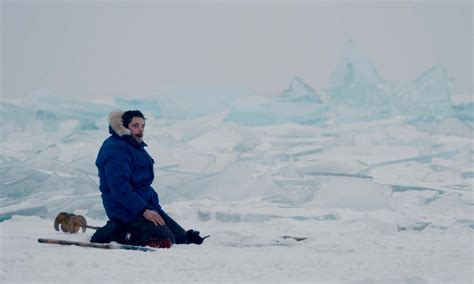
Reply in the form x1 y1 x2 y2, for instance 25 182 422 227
122 110 146 129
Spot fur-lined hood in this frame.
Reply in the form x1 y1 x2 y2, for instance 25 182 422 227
108 111 130 137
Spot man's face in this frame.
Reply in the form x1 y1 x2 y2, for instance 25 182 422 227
127 117 145 143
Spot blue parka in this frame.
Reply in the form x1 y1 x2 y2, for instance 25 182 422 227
96 111 160 223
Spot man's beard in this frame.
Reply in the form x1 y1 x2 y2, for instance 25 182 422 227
133 134 143 142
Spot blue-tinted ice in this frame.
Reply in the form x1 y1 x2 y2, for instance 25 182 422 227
0 42 472 222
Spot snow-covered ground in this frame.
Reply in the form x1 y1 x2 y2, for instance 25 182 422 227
1 208 472 283
1 44 473 282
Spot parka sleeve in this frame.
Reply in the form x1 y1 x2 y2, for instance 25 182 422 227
103 145 148 215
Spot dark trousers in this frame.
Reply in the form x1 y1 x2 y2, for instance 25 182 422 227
156 208 187 244
91 209 187 245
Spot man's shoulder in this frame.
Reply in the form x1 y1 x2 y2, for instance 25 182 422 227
101 135 130 152
97 136 133 163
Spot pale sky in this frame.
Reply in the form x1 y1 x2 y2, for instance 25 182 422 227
1 1 472 99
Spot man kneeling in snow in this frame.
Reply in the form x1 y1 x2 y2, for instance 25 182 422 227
91 110 207 248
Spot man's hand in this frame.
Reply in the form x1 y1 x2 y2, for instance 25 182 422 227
143 209 165 226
